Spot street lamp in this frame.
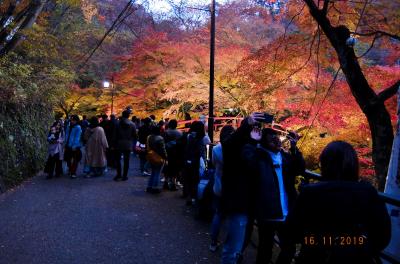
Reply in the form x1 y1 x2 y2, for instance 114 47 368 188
103 78 115 114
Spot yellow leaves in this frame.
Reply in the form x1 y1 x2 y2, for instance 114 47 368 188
80 0 98 23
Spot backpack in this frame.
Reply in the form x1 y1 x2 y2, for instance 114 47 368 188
146 136 164 166
184 133 203 166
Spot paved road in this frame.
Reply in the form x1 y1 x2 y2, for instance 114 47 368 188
0 156 256 264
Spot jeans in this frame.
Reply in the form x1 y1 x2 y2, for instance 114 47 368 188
148 163 164 188
139 156 150 173
210 196 222 242
115 150 130 178
222 214 248 264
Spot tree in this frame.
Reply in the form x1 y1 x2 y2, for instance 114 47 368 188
301 0 399 190
0 0 47 56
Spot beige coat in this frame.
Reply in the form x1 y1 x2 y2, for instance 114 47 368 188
86 126 108 168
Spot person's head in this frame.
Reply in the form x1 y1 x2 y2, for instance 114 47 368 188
319 141 359 181
101 114 108 121
150 114 156 121
220 125 235 144
260 128 281 153
89 116 99 128
82 115 87 120
143 117 152 126
189 121 205 139
158 120 165 127
50 126 57 134
122 110 130 119
151 125 161 135
70 115 80 125
168 119 178 129
110 114 116 121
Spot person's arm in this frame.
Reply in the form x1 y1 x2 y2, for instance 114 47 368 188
131 124 137 141
72 126 82 150
101 128 109 149
158 137 168 160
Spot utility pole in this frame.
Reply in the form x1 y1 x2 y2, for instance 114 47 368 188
111 76 115 115
208 0 216 143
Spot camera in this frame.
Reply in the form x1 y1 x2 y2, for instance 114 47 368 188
254 112 274 124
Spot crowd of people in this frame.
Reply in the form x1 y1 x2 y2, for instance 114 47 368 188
44 111 391 264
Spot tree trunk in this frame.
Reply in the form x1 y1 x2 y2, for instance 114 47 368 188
0 0 46 56
303 0 394 190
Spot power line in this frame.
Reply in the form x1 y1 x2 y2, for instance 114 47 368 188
78 0 135 70
299 67 341 147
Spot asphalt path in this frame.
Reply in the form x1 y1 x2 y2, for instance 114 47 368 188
0 155 256 264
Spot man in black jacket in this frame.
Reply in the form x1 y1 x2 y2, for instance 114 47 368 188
220 116 259 264
113 110 137 181
243 128 305 264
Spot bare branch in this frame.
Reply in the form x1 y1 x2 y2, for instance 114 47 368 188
378 80 400 102
357 33 381 58
351 30 400 41
273 3 306 62
322 0 329 16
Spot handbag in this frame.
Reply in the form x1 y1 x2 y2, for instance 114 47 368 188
146 150 164 166
146 136 164 166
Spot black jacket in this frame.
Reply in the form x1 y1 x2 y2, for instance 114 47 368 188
286 181 391 264
220 121 256 215
242 145 305 222
114 118 136 151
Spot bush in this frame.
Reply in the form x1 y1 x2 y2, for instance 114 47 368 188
0 102 52 189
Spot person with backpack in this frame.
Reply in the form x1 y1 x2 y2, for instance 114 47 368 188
183 121 209 206
146 125 167 194
113 110 137 181
163 119 183 191
64 115 82 179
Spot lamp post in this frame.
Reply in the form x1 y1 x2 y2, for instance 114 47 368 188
103 77 115 114
208 0 216 143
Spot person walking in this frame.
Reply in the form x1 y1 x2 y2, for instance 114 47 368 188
183 121 208 205
286 141 391 264
242 128 305 264
137 117 152 176
146 125 168 193
44 122 64 179
163 119 183 191
84 117 108 177
104 114 118 169
64 115 82 179
113 110 136 181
